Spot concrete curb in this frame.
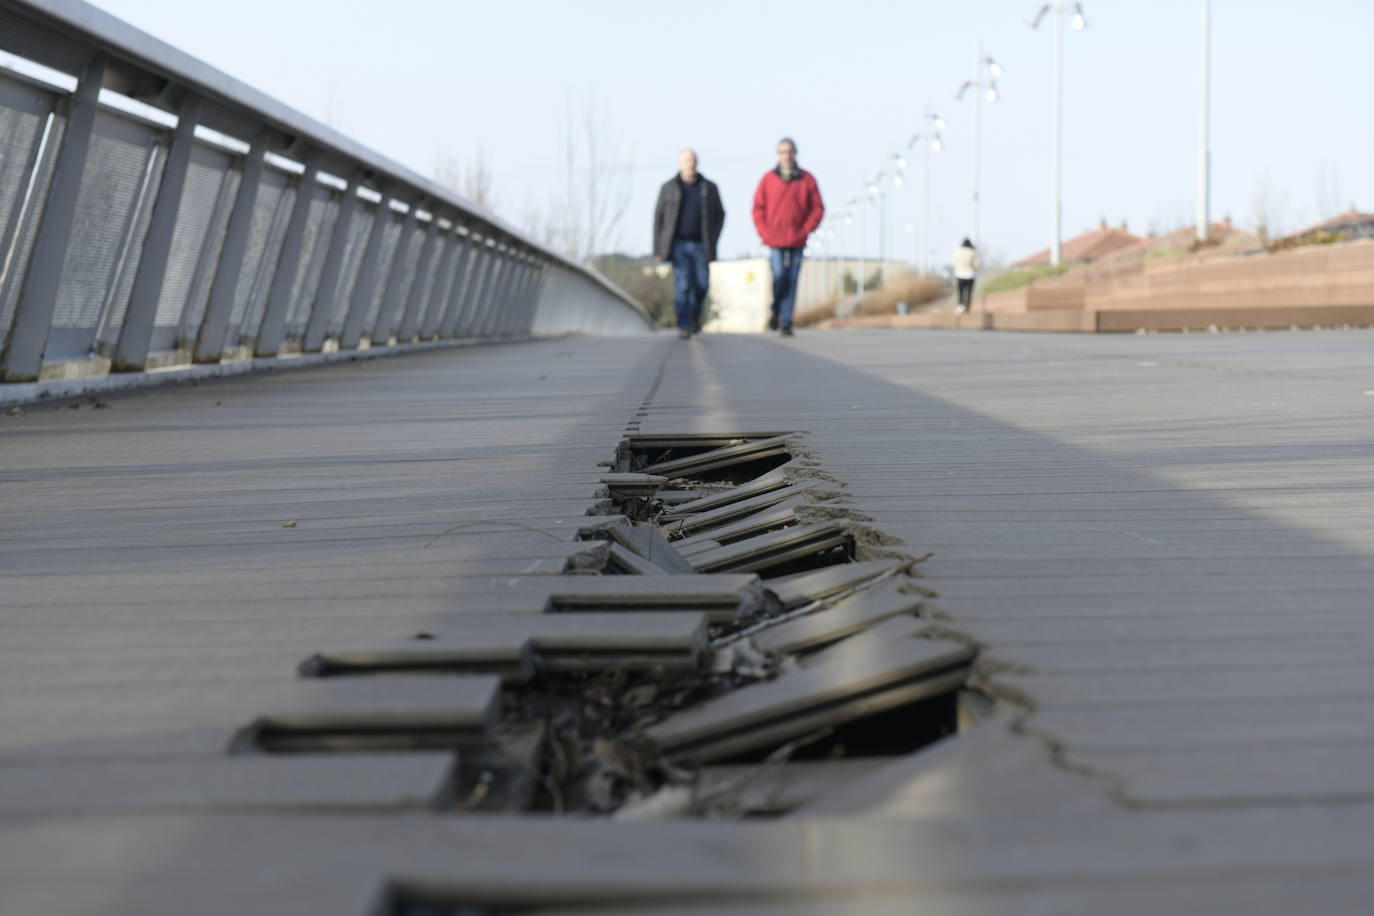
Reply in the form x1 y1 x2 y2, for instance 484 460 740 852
0 336 540 408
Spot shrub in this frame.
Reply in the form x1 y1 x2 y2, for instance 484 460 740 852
855 273 946 316
981 262 1074 295
794 299 838 327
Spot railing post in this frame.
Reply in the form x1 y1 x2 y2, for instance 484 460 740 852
467 247 502 337
418 225 459 340
0 54 107 382
497 256 529 336
496 258 522 336
526 265 550 334
194 126 271 363
438 234 476 338
369 197 417 344
396 209 439 342
512 261 539 335
111 92 202 372
454 240 493 337
254 149 320 357
301 169 362 353
339 189 391 350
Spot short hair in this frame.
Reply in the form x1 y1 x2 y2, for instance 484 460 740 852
777 137 797 152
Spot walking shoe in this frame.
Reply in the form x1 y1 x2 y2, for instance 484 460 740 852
780 325 794 337
955 305 968 315
768 314 778 331
677 329 691 340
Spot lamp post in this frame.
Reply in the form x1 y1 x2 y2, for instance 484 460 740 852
1029 1 1087 266
1197 0 1211 242
905 106 945 273
956 45 1002 247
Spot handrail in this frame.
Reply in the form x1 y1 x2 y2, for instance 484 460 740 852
0 0 651 385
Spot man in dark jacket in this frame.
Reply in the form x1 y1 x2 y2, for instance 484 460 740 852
751 137 824 336
653 149 725 338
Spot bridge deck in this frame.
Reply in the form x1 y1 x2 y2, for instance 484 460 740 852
3 329 1374 913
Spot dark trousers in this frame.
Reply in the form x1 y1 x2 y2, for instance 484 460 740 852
770 247 805 328
670 239 709 331
957 277 975 307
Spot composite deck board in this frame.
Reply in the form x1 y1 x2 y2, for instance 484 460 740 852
4 328 1374 908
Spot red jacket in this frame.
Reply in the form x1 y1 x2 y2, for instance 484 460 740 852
752 168 825 249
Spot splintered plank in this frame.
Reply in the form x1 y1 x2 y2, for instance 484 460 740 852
605 521 697 574
662 483 821 537
689 522 850 575
750 577 925 655
658 471 795 522
764 559 907 609
673 495 809 549
546 574 765 621
638 435 795 478
607 542 675 575
644 635 973 764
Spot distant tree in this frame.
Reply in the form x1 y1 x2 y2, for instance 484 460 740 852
433 144 496 211
549 95 632 262
592 254 674 326
1314 164 1345 222
1251 174 1291 242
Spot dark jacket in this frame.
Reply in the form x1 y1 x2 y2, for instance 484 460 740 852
752 167 824 249
653 174 725 262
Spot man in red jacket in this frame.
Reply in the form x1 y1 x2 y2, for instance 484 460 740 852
752 137 824 336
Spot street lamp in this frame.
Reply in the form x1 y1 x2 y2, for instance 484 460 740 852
956 45 1002 247
905 107 945 273
1197 0 1211 242
1029 1 1087 266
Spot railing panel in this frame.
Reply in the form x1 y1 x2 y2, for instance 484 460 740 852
359 210 402 336
149 141 230 350
327 196 373 336
284 182 339 338
0 0 652 390
0 72 61 342
172 149 238 349
224 165 287 345
45 107 161 358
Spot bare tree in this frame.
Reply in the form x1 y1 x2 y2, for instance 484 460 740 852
433 145 496 211
549 94 632 262
1251 174 1291 242
1314 163 1345 222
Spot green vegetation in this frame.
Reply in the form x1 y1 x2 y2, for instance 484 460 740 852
1268 229 1351 253
981 261 1075 295
591 254 675 327
842 269 886 294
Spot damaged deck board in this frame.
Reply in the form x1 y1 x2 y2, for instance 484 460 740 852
645 633 973 764
749 577 924 655
9 323 1374 908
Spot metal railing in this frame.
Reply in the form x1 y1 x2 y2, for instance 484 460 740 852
0 0 651 385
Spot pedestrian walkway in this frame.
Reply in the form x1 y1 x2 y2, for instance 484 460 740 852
3 328 1374 914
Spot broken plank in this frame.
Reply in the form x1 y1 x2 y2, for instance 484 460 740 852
644 637 973 764
750 578 925 656
689 522 851 575
765 559 908 610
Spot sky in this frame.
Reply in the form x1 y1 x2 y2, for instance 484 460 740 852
80 0 1374 267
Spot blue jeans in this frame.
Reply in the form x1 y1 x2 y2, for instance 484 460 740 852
770 247 805 329
670 240 709 332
